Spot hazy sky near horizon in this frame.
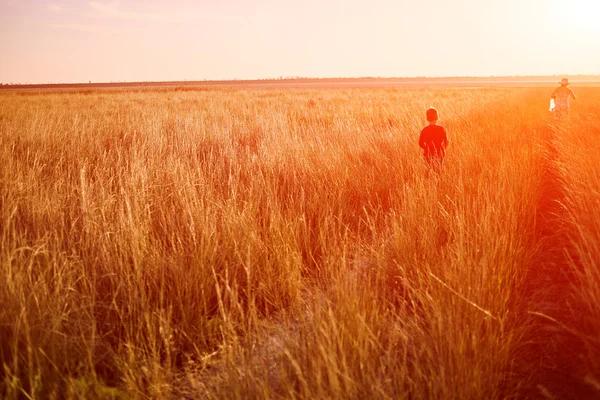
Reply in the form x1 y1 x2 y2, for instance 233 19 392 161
1 0 599 83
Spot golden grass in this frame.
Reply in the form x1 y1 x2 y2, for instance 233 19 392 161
0 86 598 399
548 89 600 391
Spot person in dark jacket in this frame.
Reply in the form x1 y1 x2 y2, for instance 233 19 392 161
419 107 449 173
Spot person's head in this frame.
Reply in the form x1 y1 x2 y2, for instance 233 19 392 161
560 78 569 86
426 107 439 124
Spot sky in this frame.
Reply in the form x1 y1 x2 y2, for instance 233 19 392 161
1 0 599 83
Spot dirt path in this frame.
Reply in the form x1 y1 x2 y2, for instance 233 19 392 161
517 119 593 399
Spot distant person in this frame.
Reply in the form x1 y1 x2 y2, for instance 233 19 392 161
419 107 449 173
551 78 576 119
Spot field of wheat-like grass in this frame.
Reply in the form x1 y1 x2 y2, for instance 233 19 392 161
1 86 599 399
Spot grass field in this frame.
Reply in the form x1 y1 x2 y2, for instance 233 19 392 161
1 86 599 399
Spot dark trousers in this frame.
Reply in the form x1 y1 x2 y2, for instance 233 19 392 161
425 154 444 173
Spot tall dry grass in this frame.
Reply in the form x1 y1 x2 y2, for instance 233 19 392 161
547 88 600 392
0 86 584 398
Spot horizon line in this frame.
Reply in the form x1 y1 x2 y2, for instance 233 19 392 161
3 74 600 88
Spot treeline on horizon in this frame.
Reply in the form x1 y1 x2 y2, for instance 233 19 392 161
2 73 600 89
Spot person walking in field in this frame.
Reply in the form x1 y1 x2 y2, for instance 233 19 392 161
419 107 449 173
551 78 576 119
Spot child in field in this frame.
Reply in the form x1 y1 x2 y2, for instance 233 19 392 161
419 107 448 172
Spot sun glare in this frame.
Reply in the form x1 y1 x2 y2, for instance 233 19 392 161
549 0 600 35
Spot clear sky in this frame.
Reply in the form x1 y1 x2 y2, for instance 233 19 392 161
1 0 599 83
